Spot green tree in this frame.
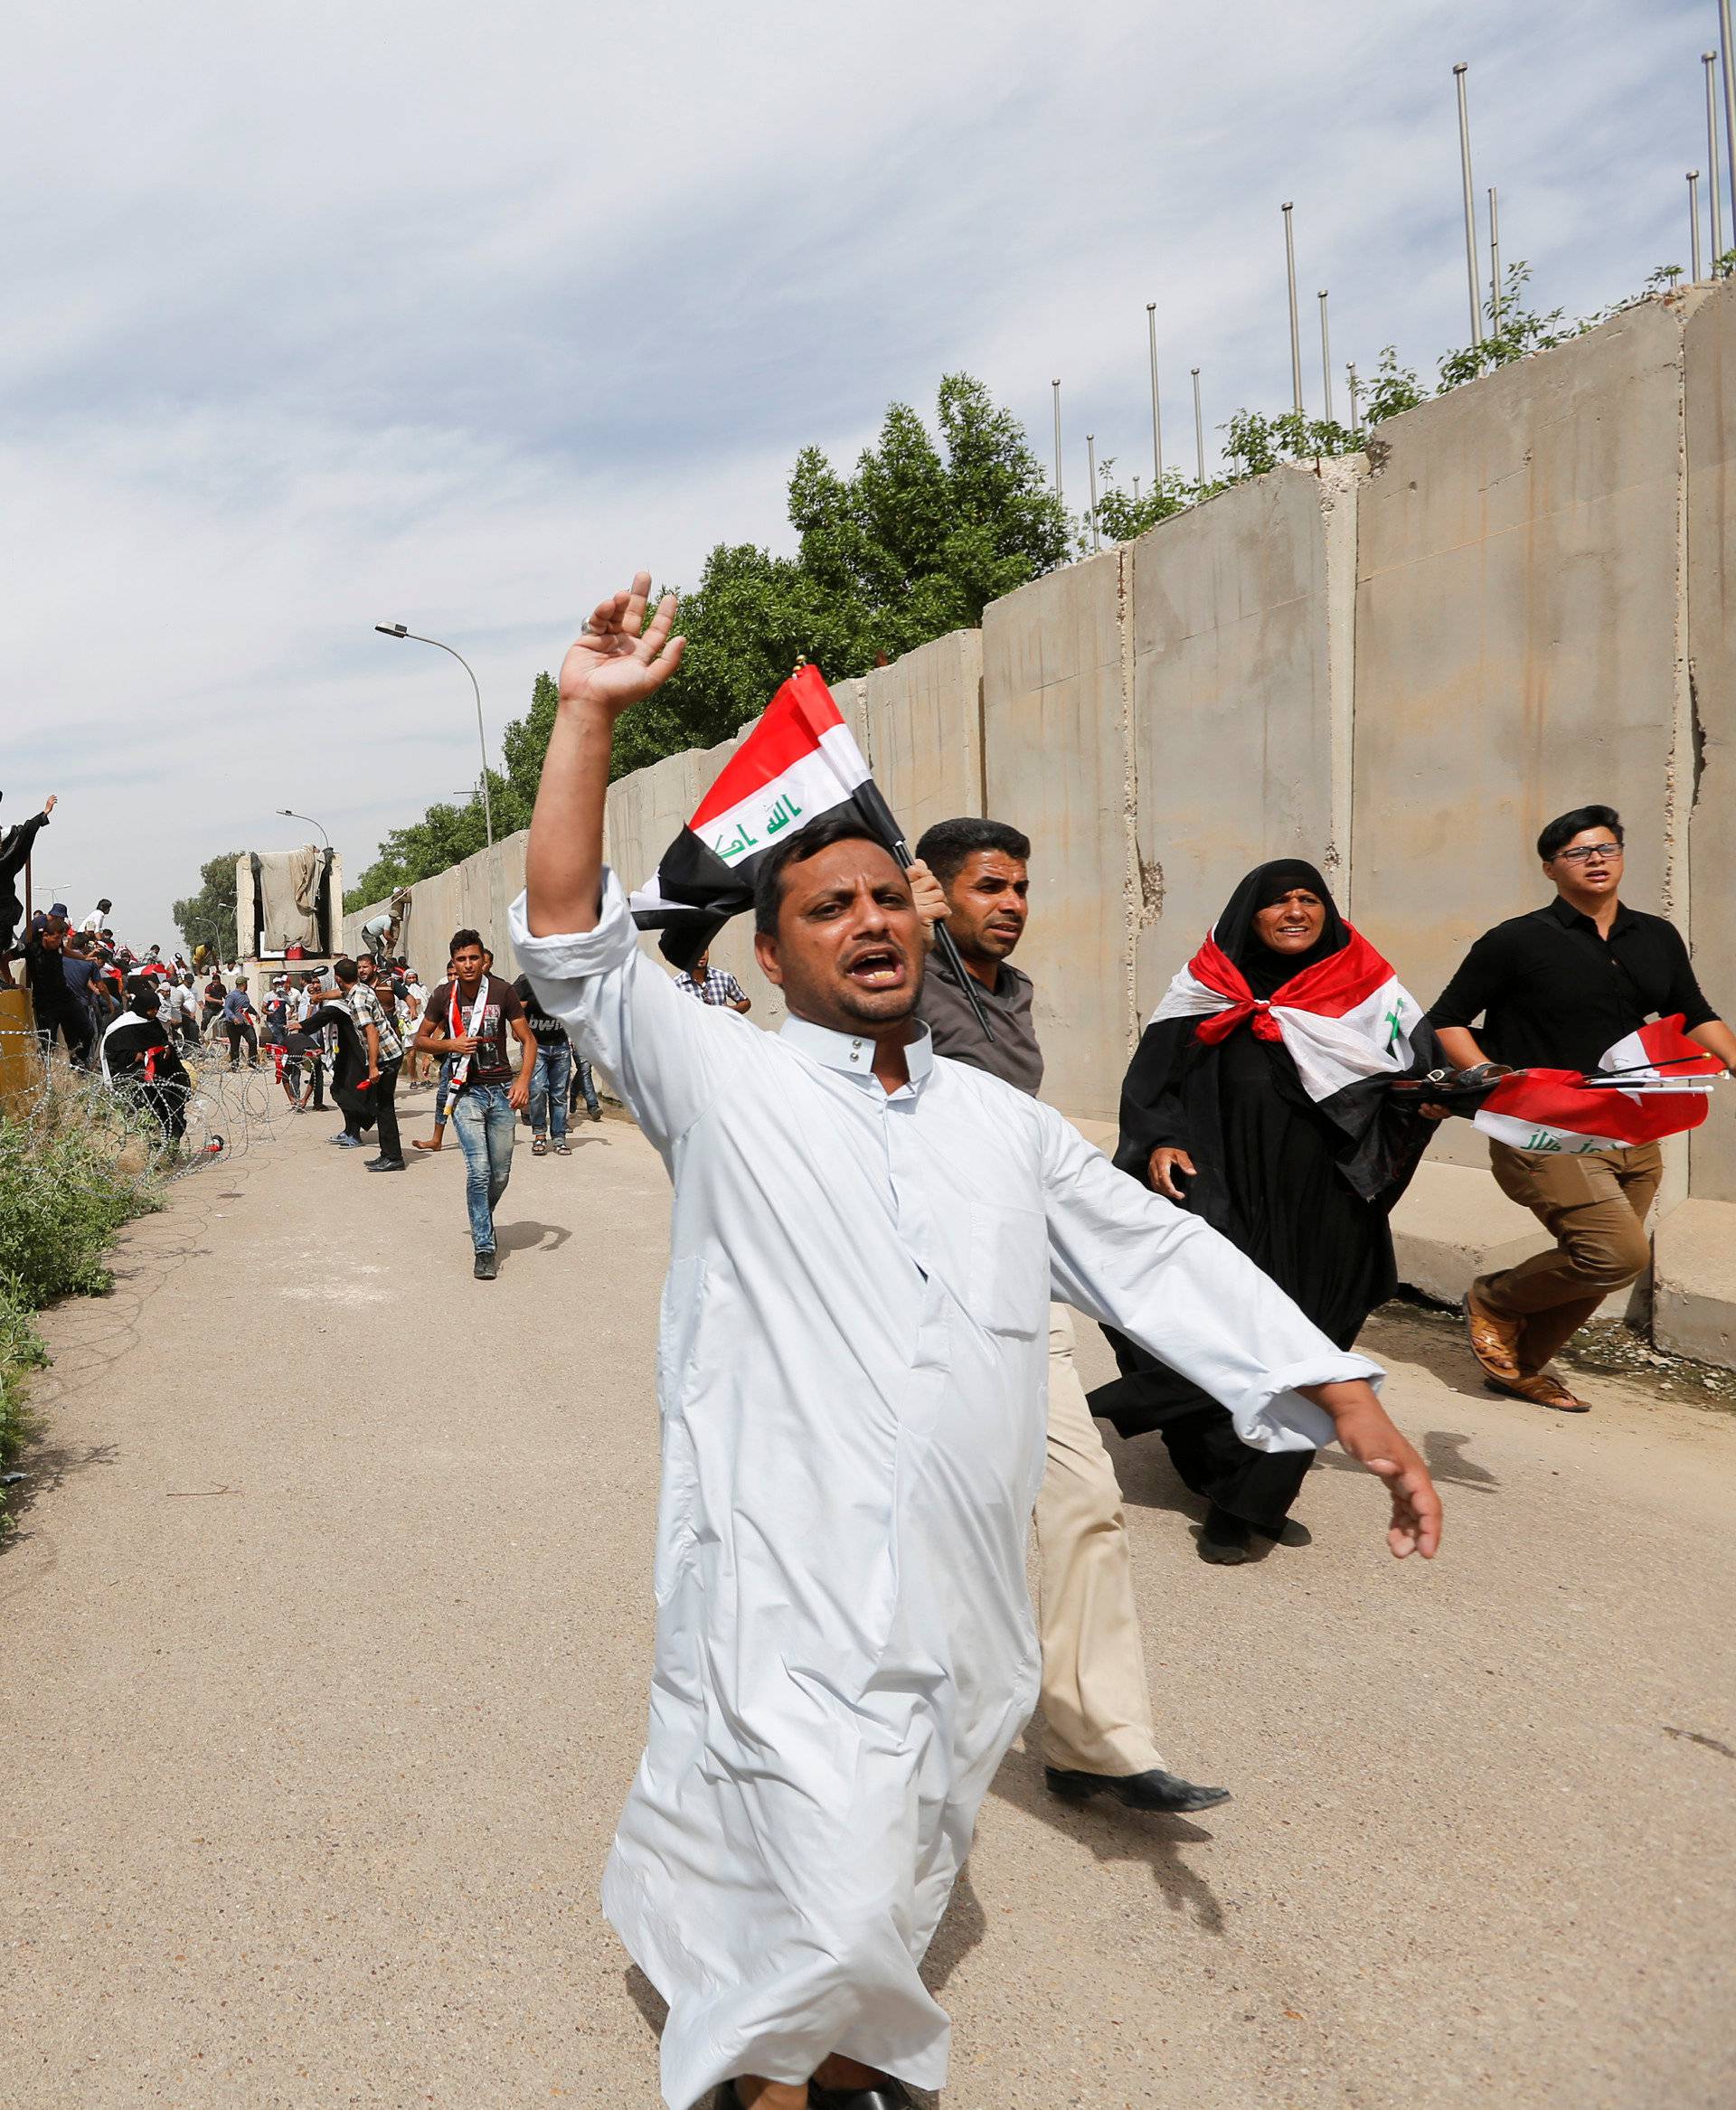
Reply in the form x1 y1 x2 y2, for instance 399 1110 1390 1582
1089 462 1207 545
173 852 243 961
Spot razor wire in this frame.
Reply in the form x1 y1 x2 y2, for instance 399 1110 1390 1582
0 1015 283 1202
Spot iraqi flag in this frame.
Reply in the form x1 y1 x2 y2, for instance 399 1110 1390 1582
1153 927 1428 1106
629 664 899 971
1473 1016 1722 1154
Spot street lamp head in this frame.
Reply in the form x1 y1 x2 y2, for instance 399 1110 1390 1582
375 623 409 637
276 808 294 817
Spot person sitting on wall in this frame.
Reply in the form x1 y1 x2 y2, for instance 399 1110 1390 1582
1429 804 1736 1412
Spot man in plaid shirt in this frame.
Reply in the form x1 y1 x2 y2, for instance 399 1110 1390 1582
673 947 751 1014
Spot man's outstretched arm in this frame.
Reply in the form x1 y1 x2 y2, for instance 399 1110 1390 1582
524 571 684 938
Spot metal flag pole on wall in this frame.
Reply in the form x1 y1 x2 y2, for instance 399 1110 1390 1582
1721 4 1736 259
1707 52 1726 270
1453 63 1483 347
1347 363 1361 437
1282 203 1303 414
1086 434 1099 551
1488 185 1502 332
1317 291 1333 423
1192 368 1205 484
1146 303 1164 484
1691 171 1705 284
1052 380 1063 508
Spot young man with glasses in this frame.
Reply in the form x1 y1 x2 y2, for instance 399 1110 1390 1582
1429 805 1736 1410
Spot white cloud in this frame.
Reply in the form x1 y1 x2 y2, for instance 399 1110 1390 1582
0 0 1710 940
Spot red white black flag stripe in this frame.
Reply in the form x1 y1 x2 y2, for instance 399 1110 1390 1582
630 665 897 972
1472 1016 1722 1153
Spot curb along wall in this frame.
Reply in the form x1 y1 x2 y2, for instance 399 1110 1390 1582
348 284 1736 1360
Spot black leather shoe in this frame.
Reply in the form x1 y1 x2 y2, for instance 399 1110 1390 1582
473 1250 498 1280
1199 1504 1253 1563
365 1157 406 1172
808 2084 914 2109
1045 1765 1231 1814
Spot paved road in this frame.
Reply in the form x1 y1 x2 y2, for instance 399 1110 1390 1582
5 1095 1734 2108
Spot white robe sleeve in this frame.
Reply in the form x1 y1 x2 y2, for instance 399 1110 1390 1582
1033 1101 1382 1455
508 870 750 1155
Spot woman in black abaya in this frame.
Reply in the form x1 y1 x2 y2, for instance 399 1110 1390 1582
1090 860 1440 1563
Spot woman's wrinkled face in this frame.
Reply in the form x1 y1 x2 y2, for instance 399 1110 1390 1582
1253 887 1326 954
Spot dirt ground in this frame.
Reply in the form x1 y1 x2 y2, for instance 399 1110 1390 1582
4 1101 1733 2108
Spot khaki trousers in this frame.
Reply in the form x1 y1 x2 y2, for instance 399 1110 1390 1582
1034 1305 1163 1776
1481 1140 1664 1371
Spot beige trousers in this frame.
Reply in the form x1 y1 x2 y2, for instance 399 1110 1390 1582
1482 1140 1663 1371
1033 1305 1164 1776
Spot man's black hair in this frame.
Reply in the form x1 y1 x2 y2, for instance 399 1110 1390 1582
333 956 359 984
450 928 483 955
132 983 160 1014
1537 805 1624 862
751 811 902 937
913 816 1033 889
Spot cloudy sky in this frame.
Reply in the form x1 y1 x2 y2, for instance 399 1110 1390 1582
3 0 1712 947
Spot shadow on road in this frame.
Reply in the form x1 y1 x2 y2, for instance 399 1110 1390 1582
987 1740 1228 1934
495 1219 573 1255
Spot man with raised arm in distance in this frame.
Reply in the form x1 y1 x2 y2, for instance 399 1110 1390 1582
514 572 1440 2110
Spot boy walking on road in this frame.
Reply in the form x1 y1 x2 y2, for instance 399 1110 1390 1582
413 930 533 1278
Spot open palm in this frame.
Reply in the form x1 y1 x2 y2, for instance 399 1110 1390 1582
559 571 685 719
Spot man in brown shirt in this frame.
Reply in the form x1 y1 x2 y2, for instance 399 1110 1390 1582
912 816 1228 1816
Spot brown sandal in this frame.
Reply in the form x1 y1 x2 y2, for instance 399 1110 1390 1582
1484 1370 1590 1413
1464 1285 1524 1384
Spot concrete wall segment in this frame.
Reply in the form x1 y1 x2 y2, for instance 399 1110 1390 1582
1352 298 1687 1169
1127 463 1349 1022
981 551 1129 1122
858 629 984 842
1684 279 1736 1200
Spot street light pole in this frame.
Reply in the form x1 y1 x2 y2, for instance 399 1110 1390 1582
1282 203 1304 414
1317 291 1334 424
374 624 494 847
1052 379 1063 507
1453 63 1483 347
1146 303 1163 483
1707 52 1726 269
277 807 331 851
1691 171 1705 284
1191 367 1205 485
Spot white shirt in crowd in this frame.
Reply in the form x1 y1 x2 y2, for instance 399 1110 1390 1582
511 870 1376 2110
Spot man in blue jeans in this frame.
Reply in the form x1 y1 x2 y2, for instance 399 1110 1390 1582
412 928 533 1278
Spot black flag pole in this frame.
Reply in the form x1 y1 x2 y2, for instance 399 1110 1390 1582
888 833 996 1046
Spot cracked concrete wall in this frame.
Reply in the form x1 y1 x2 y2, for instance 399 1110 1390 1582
1127 461 1355 1021
1685 287 1736 1201
1352 298 1689 1170
981 552 1129 1120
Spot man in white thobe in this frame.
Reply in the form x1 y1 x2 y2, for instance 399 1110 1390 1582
515 575 1442 2110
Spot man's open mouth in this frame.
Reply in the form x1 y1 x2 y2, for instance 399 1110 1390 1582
845 947 906 989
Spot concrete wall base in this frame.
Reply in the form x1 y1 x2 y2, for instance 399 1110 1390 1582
1390 1160 1646 1328
1653 1201 1736 1365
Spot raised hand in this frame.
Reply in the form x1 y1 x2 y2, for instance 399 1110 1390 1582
558 571 685 721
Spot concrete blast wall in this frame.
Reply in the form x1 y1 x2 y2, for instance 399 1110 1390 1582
349 282 1736 1362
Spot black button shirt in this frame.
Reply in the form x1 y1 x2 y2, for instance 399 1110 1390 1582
1428 897 1716 1072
